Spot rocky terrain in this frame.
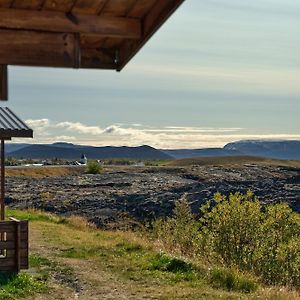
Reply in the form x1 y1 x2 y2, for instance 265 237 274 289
6 164 300 228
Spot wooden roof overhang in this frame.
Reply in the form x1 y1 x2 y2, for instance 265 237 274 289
0 0 185 100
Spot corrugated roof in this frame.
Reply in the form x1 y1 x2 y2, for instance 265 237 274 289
0 107 33 139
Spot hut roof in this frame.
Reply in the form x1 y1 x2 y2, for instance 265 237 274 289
0 0 185 71
0 107 33 139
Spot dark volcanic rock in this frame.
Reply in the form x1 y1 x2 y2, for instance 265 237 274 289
6 165 300 228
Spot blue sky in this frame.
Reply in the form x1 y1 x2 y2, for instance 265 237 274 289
8 0 300 148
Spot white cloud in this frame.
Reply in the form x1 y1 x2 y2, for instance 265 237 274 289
22 118 300 149
55 122 103 135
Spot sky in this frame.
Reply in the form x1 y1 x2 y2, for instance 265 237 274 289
7 0 300 149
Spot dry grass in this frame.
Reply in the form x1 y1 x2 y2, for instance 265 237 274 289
65 215 97 231
168 156 300 168
6 166 85 177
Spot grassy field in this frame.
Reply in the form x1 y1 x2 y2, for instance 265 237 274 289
1 209 299 300
6 166 85 177
168 156 300 168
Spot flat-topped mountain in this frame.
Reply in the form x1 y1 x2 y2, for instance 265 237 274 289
224 140 300 160
163 140 300 160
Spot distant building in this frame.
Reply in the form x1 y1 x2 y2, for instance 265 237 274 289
79 154 87 165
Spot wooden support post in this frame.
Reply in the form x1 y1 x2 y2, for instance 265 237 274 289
1 140 5 221
0 65 8 101
15 220 21 273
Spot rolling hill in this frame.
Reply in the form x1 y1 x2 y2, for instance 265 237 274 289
6 143 172 160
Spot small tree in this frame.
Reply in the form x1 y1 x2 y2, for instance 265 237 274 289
86 160 103 174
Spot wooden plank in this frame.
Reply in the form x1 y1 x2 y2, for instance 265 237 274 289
72 0 107 15
81 48 117 69
42 0 75 12
12 0 45 9
127 0 157 18
0 223 15 232
5 248 28 258
80 34 107 49
100 0 136 17
0 257 15 267
0 30 76 67
0 8 141 39
118 0 185 71
0 65 8 101
0 0 12 8
15 221 21 272
0 241 15 249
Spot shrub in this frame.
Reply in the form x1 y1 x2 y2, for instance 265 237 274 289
152 194 199 255
200 191 263 269
200 191 300 287
151 191 300 289
86 160 103 174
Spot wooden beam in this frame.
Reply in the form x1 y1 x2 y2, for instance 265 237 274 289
0 30 76 67
0 65 8 101
117 0 185 71
0 30 117 69
0 8 141 39
0 140 4 221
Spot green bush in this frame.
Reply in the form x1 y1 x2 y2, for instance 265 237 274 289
85 160 103 174
152 194 199 255
200 192 300 287
152 191 300 289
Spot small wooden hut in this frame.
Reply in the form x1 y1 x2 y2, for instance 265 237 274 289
0 0 185 273
0 107 33 272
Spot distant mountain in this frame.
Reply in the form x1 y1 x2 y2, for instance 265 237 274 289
7 143 172 160
163 148 242 159
163 141 300 160
6 140 300 161
224 140 300 160
5 143 30 154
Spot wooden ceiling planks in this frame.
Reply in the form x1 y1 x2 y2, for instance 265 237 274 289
12 0 45 10
72 0 107 15
0 0 12 8
127 0 158 19
42 0 75 12
100 0 137 17
0 0 185 71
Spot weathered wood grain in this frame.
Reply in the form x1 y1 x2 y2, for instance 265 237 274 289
0 8 141 39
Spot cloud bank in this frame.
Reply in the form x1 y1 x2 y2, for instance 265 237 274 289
21 119 300 149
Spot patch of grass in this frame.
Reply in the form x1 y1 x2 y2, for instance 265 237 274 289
210 267 258 293
7 209 61 224
61 246 105 259
149 254 193 273
63 215 96 231
0 272 47 300
30 255 52 268
6 166 85 177
116 242 144 253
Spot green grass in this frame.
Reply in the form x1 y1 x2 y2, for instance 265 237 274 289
0 272 47 300
4 208 299 299
210 268 258 293
6 208 61 224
